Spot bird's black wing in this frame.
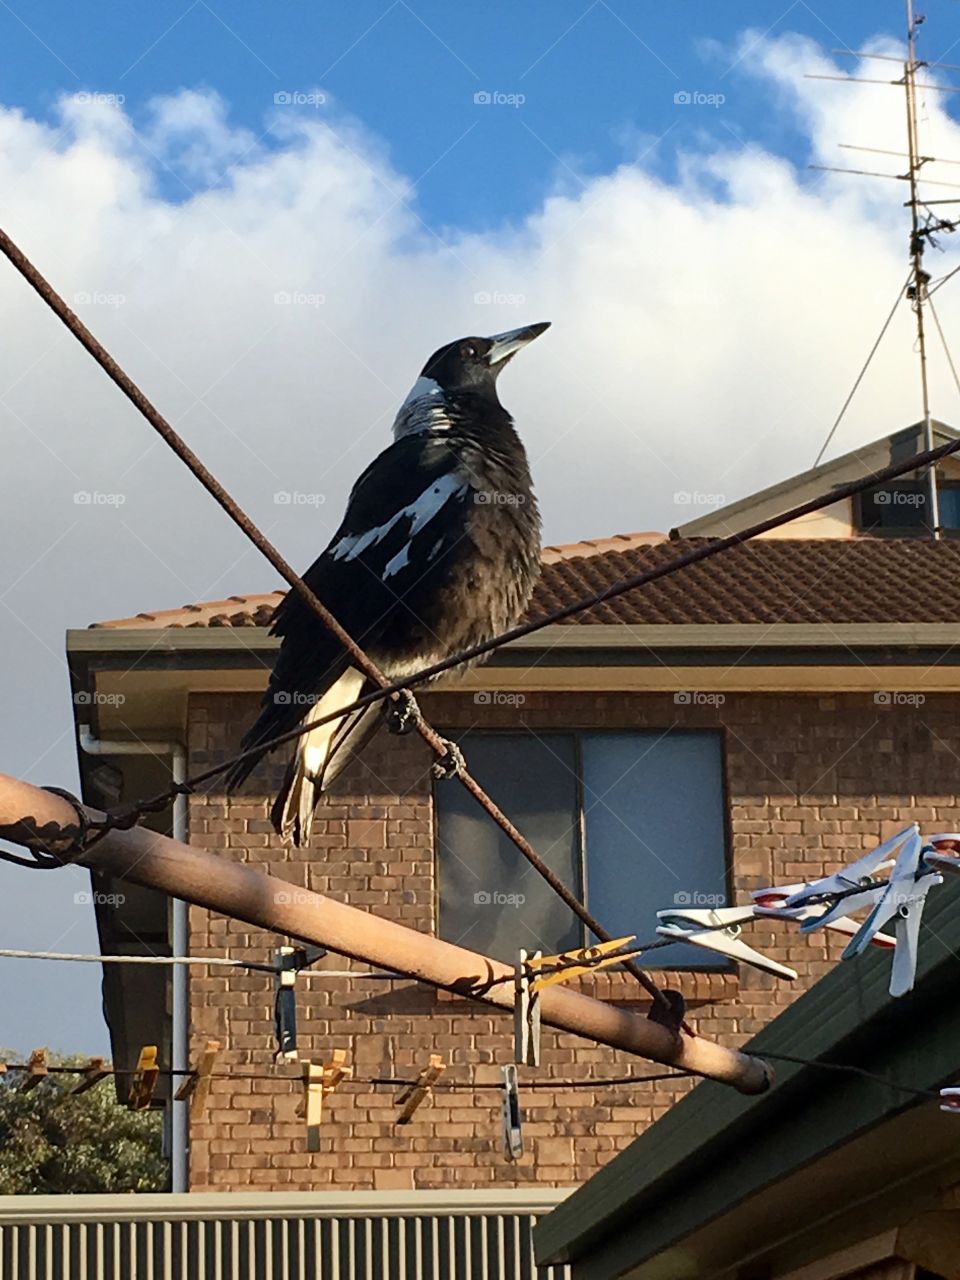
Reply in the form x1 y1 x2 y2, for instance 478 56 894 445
225 434 472 788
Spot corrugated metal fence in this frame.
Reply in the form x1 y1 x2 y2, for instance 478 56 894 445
0 1190 570 1280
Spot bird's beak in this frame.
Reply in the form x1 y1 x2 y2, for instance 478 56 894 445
486 321 551 368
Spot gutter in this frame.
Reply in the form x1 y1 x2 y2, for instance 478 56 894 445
78 727 189 1195
66 621 960 654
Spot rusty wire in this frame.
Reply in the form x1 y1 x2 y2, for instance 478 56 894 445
0 1055 941 1099
8 228 960 1013
0 226 674 1011
0 1060 693 1089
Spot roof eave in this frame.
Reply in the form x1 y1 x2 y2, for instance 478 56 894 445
65 621 960 656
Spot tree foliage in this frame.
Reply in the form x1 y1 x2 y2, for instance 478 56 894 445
0 1050 167 1193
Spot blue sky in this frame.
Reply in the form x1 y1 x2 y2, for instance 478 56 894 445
4 2 960 1054
3 0 942 229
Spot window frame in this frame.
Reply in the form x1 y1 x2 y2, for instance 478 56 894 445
431 724 735 969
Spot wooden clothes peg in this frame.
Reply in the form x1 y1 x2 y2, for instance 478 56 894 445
128 1046 159 1111
298 1049 351 1152
72 1057 109 1095
174 1040 221 1118
396 1055 446 1125
19 1049 47 1093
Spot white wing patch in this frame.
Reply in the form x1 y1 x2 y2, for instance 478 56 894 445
331 473 468 576
383 545 410 579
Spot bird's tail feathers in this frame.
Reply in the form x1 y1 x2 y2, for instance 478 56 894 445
269 670 383 846
271 755 318 847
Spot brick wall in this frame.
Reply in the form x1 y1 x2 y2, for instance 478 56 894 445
186 688 960 1191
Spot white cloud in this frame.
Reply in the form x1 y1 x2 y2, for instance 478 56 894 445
3 31 960 1046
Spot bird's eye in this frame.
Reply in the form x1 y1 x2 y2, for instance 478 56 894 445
463 344 477 358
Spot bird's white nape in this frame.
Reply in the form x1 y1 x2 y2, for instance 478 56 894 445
391 376 449 439
400 376 442 407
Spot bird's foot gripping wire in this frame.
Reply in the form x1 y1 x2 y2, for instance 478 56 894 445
431 739 466 781
382 689 421 736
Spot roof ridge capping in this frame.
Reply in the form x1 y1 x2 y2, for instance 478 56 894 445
542 531 666 563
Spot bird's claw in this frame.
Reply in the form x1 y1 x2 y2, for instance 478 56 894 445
431 739 465 780
382 689 421 736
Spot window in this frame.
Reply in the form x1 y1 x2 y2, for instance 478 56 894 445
935 481 960 533
856 481 930 535
855 478 960 536
435 730 729 968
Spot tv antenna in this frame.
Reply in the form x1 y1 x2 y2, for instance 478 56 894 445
807 1 960 536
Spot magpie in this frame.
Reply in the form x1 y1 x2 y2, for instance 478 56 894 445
226 322 549 845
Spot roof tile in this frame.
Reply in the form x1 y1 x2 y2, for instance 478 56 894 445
90 538 960 630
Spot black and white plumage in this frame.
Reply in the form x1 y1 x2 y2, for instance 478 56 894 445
226 322 550 845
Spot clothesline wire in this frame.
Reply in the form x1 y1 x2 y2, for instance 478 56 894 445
0 1052 949 1102
0 1060 693 1090
760 1050 942 1102
0 947 403 978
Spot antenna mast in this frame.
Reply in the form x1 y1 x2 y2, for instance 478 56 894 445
904 0 941 536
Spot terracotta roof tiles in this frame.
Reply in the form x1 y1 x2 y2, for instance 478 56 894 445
90 538 960 631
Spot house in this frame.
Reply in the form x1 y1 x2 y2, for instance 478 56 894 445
65 421 960 1205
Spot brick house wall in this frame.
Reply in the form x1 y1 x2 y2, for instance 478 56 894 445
185 687 958 1192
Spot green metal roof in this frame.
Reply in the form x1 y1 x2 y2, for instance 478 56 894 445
535 875 960 1279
